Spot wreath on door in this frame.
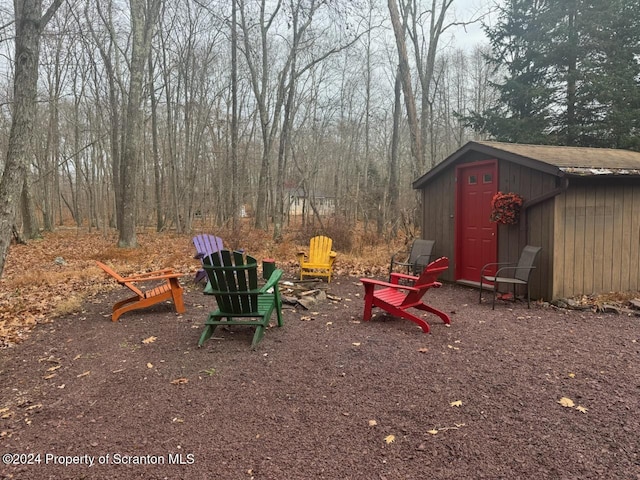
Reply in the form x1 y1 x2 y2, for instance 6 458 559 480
489 192 524 225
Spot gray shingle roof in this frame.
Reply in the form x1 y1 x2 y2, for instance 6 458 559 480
413 141 640 189
477 141 640 171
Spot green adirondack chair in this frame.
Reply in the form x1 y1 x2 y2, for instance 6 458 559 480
198 250 283 348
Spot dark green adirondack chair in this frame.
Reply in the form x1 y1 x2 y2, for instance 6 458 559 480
198 250 283 348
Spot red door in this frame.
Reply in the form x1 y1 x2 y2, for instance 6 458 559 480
456 162 498 282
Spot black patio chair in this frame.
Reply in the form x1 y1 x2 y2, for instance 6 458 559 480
389 239 435 280
479 245 542 309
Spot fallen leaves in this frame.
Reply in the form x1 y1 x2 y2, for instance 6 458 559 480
558 396 588 413
171 377 189 385
427 424 466 435
142 336 157 344
558 396 575 408
449 400 463 407
384 434 395 444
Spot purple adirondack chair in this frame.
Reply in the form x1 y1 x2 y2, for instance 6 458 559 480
192 234 224 283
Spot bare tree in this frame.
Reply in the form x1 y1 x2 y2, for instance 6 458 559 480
118 0 161 247
238 0 283 230
387 0 422 175
0 0 63 278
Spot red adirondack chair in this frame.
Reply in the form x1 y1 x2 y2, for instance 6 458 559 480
360 257 451 333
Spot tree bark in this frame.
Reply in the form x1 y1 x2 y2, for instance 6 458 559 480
387 0 422 175
21 175 41 239
0 0 62 278
118 0 160 247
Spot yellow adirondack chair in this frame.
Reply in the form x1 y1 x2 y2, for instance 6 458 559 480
297 235 337 282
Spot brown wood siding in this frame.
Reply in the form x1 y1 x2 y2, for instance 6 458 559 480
421 169 456 282
497 161 557 300
419 156 558 297
553 180 640 298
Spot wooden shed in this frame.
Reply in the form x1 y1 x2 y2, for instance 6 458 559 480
413 141 640 300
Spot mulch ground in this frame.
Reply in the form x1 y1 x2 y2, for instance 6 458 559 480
1 273 639 480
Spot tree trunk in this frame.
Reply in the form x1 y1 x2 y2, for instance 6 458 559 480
0 0 62 278
148 50 164 232
230 0 239 233
388 67 402 237
118 0 160 247
21 175 41 239
388 0 422 174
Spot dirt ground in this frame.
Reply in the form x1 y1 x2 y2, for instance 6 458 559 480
1 271 639 480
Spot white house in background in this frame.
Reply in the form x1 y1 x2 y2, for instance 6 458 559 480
287 189 335 216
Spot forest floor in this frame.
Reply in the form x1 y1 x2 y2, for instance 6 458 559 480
0 228 639 479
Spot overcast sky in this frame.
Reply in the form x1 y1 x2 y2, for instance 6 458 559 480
448 0 500 50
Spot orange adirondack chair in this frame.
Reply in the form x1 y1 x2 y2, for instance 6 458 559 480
96 261 186 322
360 257 451 333
297 235 337 282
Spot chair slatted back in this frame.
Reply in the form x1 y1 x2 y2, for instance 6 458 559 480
96 261 126 283
193 234 224 261
403 257 449 305
515 246 542 282
308 236 333 264
204 250 259 314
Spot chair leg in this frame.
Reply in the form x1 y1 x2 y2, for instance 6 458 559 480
527 284 531 308
251 325 266 349
492 282 497 310
362 286 374 321
198 324 218 347
479 278 483 304
169 278 185 314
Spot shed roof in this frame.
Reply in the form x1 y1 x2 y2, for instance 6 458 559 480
413 141 640 189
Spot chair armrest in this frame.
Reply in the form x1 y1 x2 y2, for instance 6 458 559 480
125 271 185 282
414 254 433 263
194 252 205 260
480 261 514 275
260 269 283 292
297 251 307 261
360 277 419 292
390 250 409 264
389 272 419 284
494 265 536 277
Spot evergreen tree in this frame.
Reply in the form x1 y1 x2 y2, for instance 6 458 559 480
464 0 555 143
465 0 640 149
